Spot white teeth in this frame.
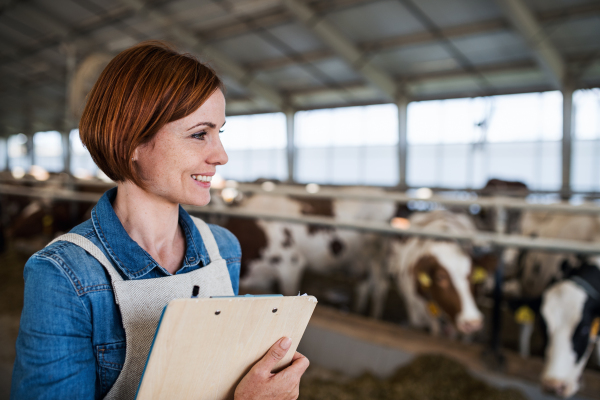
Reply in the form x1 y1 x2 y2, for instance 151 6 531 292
192 175 212 182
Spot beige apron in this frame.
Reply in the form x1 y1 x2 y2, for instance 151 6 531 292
49 216 235 399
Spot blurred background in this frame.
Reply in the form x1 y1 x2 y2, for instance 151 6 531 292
1 0 600 399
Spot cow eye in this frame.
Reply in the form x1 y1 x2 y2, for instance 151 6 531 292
434 273 450 288
269 256 282 264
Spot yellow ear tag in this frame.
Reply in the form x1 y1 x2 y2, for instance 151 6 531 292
514 306 535 324
471 266 488 284
427 302 439 317
418 272 432 288
590 317 600 339
42 215 53 228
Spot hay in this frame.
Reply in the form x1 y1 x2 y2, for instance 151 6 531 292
299 354 527 400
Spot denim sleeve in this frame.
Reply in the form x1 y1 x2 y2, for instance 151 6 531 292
11 255 95 400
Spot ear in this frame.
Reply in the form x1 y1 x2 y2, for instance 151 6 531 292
131 147 139 162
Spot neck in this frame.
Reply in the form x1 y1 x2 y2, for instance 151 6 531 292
113 181 185 273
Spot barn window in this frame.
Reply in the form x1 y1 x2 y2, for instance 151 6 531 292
218 112 287 182
572 88 600 192
295 104 398 186
33 131 63 172
407 91 563 190
70 129 100 180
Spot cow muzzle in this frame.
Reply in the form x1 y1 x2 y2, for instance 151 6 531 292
541 378 576 398
456 318 483 334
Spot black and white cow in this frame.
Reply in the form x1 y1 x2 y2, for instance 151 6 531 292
540 258 600 398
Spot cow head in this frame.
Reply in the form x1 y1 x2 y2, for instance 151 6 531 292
414 242 483 334
541 277 600 398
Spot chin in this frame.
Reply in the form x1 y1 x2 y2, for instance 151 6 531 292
183 192 212 208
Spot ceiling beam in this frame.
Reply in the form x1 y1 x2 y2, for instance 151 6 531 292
119 0 285 110
495 0 565 88
282 0 397 100
203 1 600 44
234 2 600 74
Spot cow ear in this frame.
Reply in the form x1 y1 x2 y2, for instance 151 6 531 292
560 259 575 278
471 253 498 272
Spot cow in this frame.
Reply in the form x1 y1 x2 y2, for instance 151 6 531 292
388 210 487 336
224 189 396 315
540 257 600 398
508 212 600 299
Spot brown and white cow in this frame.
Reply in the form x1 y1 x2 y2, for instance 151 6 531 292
540 257 600 398
388 210 486 335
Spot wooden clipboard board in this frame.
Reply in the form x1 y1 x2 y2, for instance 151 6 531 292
136 295 318 400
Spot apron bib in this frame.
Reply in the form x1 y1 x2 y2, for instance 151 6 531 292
49 216 234 399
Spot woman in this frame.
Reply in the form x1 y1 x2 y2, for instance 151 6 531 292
11 42 309 399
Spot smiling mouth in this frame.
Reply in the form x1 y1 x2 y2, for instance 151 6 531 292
191 175 212 183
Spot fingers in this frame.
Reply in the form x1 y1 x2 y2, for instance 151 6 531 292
254 337 291 374
291 351 306 362
287 352 310 375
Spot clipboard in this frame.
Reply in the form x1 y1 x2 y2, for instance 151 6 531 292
136 295 318 400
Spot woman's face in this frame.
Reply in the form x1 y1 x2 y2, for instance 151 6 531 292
134 89 227 207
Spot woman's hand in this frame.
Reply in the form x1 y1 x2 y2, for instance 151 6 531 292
234 337 310 400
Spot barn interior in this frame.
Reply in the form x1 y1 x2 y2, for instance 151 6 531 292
1 0 600 399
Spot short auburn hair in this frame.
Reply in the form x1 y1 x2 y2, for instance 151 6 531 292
79 41 223 187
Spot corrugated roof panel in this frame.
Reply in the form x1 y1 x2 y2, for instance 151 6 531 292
8 6 59 40
523 0 596 13
162 0 230 28
450 30 532 66
307 57 363 84
265 22 324 54
325 0 423 43
116 13 175 42
548 17 600 55
0 17 41 49
254 64 323 90
292 84 384 110
210 32 288 64
411 0 503 28
370 43 455 76
33 0 97 26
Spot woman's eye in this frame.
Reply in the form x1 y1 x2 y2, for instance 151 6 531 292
192 131 207 140
219 129 224 134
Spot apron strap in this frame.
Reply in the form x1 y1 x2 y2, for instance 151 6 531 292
48 234 125 290
190 216 223 263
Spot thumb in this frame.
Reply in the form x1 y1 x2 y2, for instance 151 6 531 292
255 337 292 374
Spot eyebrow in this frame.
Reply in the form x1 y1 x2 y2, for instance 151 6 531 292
187 121 226 131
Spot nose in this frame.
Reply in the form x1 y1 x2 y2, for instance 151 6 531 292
209 135 228 166
541 378 569 397
457 318 483 334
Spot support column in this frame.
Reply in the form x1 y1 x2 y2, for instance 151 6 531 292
561 86 574 196
397 96 409 189
27 134 35 167
62 43 76 174
3 138 9 172
285 109 296 183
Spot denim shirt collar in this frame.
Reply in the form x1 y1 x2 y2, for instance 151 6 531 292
91 187 209 279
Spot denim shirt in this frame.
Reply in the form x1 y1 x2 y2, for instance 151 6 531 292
11 188 241 399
